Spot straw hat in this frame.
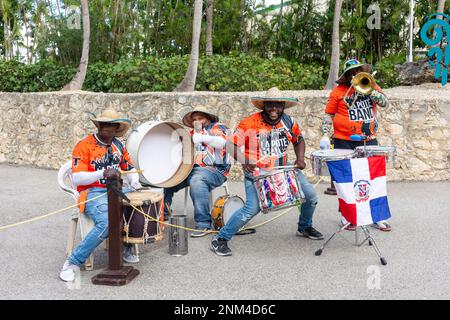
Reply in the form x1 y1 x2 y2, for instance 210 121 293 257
250 87 299 110
89 108 131 137
182 106 219 128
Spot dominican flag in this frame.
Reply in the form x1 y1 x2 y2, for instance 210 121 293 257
327 156 391 226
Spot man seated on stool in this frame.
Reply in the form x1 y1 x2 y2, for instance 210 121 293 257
60 108 142 282
164 107 231 237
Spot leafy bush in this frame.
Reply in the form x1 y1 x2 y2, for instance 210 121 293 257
373 54 406 88
0 54 402 92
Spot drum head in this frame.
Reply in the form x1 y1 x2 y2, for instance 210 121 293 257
311 149 355 158
127 121 194 187
222 196 244 225
123 191 163 206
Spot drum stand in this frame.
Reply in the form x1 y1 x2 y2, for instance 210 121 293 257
314 222 387 266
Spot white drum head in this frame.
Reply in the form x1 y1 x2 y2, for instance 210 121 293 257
127 121 194 187
138 123 182 185
311 149 355 158
222 196 244 225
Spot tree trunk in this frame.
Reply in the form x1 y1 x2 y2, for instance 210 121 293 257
437 0 445 15
239 0 246 51
175 0 203 92
206 0 213 55
61 0 90 91
276 0 284 55
325 0 343 90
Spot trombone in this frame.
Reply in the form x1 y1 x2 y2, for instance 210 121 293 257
344 71 377 109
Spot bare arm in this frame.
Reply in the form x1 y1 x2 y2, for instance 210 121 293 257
293 138 306 170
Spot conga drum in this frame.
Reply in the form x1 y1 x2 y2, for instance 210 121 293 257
122 190 164 244
126 121 194 187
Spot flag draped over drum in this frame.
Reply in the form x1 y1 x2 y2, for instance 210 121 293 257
327 156 391 226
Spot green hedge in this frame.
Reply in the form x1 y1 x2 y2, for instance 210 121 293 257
0 54 401 92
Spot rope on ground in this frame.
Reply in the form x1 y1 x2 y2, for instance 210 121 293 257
131 176 324 234
0 174 324 233
0 192 107 231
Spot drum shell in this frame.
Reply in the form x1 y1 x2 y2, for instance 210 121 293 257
211 195 244 230
122 200 160 244
168 215 188 256
310 149 356 176
311 153 330 176
126 121 194 187
253 169 305 214
354 146 396 168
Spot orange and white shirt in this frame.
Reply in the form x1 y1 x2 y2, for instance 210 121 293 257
192 122 231 176
229 112 303 167
325 84 384 141
72 134 134 193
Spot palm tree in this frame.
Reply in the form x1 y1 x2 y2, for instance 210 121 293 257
325 0 343 90
175 0 203 92
62 0 89 91
437 0 446 16
206 0 213 55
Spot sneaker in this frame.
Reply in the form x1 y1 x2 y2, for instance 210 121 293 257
190 228 211 238
210 238 232 256
59 259 80 282
296 226 324 240
372 221 392 232
123 246 139 264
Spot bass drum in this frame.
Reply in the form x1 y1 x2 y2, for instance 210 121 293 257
127 121 194 187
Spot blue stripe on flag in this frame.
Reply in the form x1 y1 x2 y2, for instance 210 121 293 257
327 159 353 183
369 196 391 223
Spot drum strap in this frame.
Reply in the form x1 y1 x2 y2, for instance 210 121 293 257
112 137 125 157
106 178 131 203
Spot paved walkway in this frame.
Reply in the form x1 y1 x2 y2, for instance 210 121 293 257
0 164 449 299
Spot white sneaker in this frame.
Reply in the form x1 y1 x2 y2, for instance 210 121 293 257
123 246 139 264
59 259 80 282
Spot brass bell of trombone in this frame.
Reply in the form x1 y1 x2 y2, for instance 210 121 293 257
344 71 377 108
352 72 376 95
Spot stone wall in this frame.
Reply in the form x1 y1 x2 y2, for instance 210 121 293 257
0 87 449 181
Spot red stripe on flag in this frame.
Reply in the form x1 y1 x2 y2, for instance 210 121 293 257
368 156 386 180
338 198 357 225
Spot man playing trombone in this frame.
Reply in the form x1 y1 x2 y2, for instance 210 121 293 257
320 59 392 231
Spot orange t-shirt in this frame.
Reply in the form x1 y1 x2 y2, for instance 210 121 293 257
72 134 134 193
325 84 383 141
229 112 302 167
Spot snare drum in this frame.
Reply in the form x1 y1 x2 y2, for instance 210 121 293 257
211 195 244 230
122 190 164 244
311 149 356 176
253 168 305 214
354 146 396 167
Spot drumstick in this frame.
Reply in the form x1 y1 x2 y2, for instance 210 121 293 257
119 169 144 175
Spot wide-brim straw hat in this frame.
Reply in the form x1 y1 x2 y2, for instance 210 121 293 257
337 58 368 82
251 87 299 110
89 108 131 137
182 106 219 128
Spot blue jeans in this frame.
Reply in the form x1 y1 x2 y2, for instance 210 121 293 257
69 187 131 266
217 170 318 241
164 167 227 229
